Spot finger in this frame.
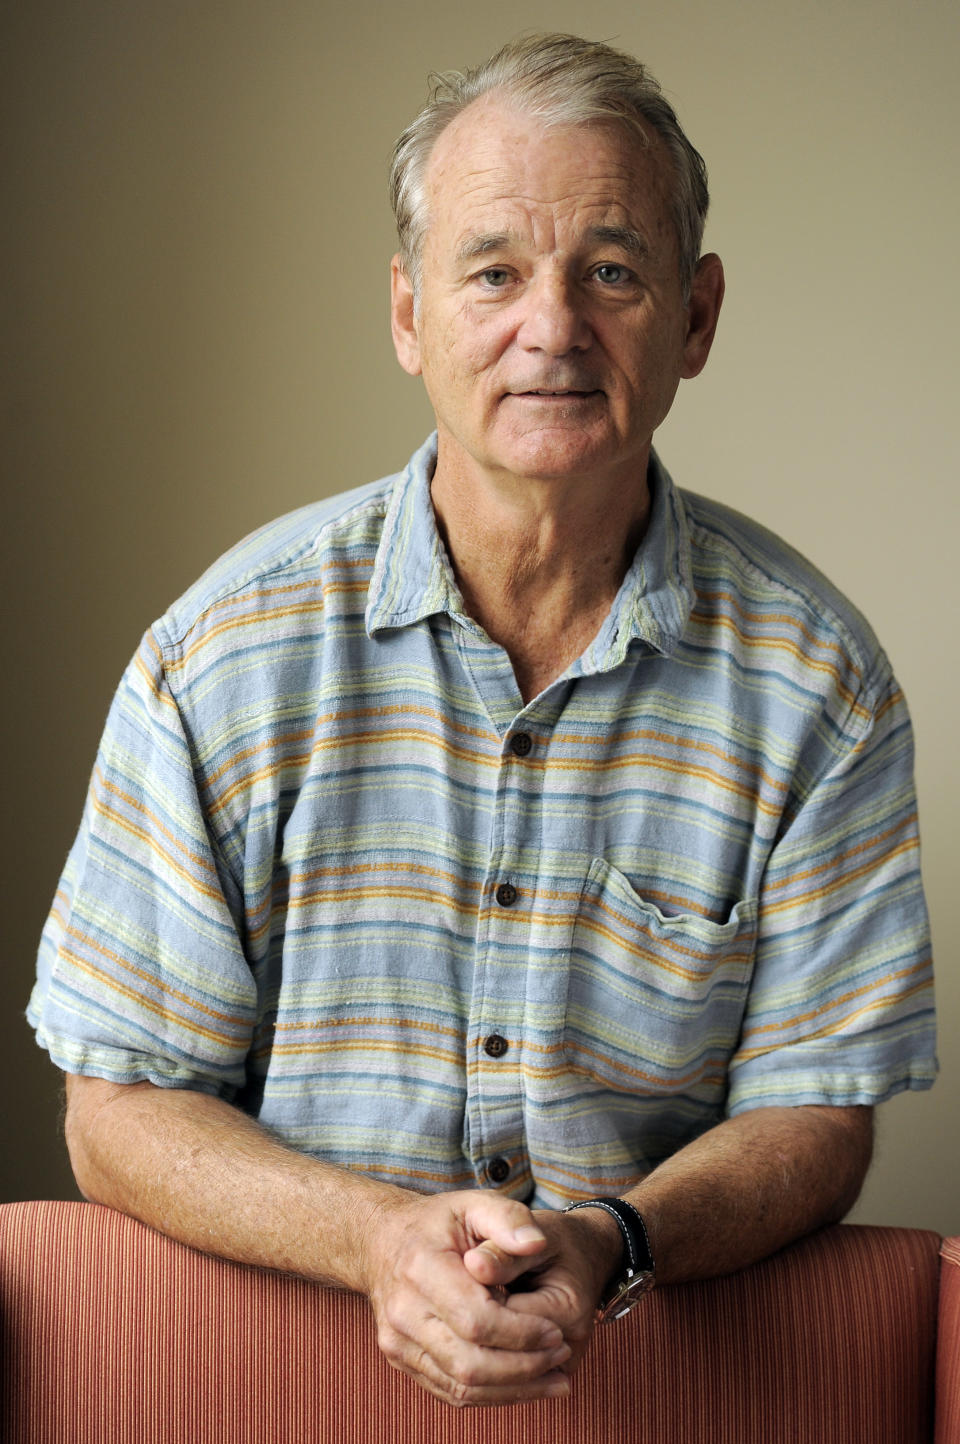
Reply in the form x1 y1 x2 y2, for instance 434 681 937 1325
398 1354 572 1409
462 1238 539 1289
381 1313 573 1406
501 1288 597 1379
409 1249 565 1352
505 1284 598 1346
458 1193 548 1260
413 1365 572 1409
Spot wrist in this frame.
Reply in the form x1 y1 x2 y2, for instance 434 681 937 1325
336 1177 414 1295
563 1197 656 1320
561 1203 624 1300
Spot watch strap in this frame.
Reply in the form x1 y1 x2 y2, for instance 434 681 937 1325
562 1197 655 1288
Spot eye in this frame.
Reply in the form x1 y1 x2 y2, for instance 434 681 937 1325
479 268 511 288
593 263 631 285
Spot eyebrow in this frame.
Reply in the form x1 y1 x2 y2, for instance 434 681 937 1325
455 233 514 264
588 225 649 259
454 225 649 266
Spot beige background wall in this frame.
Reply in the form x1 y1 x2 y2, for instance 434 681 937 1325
3 0 957 1231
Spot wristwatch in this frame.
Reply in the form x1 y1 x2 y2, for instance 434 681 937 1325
563 1197 656 1322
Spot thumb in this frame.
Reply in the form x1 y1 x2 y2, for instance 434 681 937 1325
462 1237 540 1287
458 1195 547 1286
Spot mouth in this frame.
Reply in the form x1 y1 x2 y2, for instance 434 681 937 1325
508 387 603 399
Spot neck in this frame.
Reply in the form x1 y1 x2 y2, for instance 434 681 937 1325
430 448 652 702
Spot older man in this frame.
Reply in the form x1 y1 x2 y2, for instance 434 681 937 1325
30 34 934 1407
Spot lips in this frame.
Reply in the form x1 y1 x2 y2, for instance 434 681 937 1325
507 386 602 398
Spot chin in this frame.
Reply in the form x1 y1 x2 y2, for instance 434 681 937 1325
498 433 621 481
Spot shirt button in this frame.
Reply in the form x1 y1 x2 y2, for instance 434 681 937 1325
487 1157 510 1184
483 1033 509 1058
495 882 518 907
510 732 533 757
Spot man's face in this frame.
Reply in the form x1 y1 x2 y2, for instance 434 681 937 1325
391 96 722 492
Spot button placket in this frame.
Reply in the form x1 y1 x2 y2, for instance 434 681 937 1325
468 711 551 1193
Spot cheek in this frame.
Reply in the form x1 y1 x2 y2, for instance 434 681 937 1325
435 317 505 388
621 325 686 392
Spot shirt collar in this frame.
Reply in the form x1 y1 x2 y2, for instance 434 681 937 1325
366 433 693 663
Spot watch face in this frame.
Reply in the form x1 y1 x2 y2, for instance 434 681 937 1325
599 1269 656 1323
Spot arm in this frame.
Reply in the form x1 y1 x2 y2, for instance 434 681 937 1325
64 1075 572 1407
625 1102 873 1284
466 1103 874 1367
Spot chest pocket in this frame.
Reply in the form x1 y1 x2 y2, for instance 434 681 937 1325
565 857 757 1103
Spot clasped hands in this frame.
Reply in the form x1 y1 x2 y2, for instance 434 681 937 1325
360 1188 622 1408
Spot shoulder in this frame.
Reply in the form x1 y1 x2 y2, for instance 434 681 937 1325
155 474 397 651
678 488 894 705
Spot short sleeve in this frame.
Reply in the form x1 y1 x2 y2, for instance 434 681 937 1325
28 626 257 1094
727 671 936 1112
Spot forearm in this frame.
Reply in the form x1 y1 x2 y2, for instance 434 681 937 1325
64 1073 571 1406
64 1074 402 1291
624 1103 874 1285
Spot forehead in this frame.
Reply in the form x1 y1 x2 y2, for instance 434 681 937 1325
421 95 676 255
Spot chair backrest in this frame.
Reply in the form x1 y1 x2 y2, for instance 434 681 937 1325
938 1235 960 1442
0 1200 946 1442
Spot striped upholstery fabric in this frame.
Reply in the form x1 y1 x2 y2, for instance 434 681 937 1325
1 1201 950 1442
937 1237 960 1442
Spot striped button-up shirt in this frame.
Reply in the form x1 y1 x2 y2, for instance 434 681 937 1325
30 436 936 1206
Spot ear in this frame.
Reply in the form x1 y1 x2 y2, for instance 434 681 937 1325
680 253 725 380
390 255 422 376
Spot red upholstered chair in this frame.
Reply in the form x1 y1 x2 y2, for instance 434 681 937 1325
1 1200 958 1442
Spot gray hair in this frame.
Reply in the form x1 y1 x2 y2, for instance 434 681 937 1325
389 33 710 303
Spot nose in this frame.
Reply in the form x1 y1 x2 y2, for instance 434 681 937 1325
516 270 591 355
